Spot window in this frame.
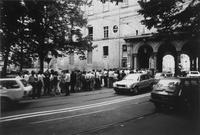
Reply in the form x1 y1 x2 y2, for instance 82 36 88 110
103 2 109 12
104 26 109 39
122 0 128 7
88 4 94 15
103 46 108 56
122 57 127 67
122 45 127 52
88 26 93 40
0 80 20 89
69 53 74 65
87 50 92 64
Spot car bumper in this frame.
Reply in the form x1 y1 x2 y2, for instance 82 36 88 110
114 87 132 93
150 93 178 106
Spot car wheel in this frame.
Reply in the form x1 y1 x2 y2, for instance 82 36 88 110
154 103 162 111
115 90 120 94
133 87 139 95
148 84 153 91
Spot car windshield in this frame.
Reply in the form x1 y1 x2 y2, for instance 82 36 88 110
20 79 28 87
123 74 139 81
155 73 164 79
190 71 199 74
157 79 180 87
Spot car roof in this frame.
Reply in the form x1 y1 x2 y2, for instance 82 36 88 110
158 77 180 81
0 78 22 81
128 73 147 76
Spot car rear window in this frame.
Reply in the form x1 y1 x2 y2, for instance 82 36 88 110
124 74 139 81
0 80 20 89
191 71 199 74
158 79 180 87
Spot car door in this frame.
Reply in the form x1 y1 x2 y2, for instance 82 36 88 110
143 75 150 88
138 75 146 89
2 80 23 101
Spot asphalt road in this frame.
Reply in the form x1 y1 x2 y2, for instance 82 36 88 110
0 88 199 135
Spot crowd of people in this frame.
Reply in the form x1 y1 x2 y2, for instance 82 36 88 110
16 68 152 99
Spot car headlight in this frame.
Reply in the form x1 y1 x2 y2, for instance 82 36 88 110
126 84 132 88
113 82 117 87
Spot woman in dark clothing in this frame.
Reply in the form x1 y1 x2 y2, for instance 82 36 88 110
70 71 76 93
43 71 51 96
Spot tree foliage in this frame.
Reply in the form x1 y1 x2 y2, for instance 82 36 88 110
138 0 200 34
1 0 92 74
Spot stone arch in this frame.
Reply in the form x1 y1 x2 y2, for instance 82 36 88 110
137 44 154 69
182 40 200 71
157 43 177 72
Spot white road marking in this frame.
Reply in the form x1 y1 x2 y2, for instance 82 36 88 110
31 108 114 124
0 93 150 122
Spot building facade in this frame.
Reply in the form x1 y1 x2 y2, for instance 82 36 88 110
83 0 154 70
45 0 200 73
83 0 200 73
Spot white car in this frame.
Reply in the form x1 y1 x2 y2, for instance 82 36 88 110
0 78 33 104
113 73 154 94
187 71 200 77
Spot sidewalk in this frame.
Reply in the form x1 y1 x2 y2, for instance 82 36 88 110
23 87 114 101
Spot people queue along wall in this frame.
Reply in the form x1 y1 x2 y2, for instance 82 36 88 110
16 69 152 99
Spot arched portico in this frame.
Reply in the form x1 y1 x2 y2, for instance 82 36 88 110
157 43 177 73
124 33 200 75
181 41 200 71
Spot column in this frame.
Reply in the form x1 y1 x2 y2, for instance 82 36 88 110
133 53 138 70
127 44 133 69
198 56 200 71
153 52 157 73
175 51 181 76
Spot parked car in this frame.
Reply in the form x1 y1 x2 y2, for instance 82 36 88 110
154 72 173 83
187 71 200 77
113 73 154 94
150 77 200 111
0 78 32 106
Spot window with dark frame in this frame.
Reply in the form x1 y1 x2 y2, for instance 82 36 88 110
88 26 93 40
122 57 127 67
104 26 109 39
122 0 128 7
87 50 92 64
103 46 108 56
122 45 127 52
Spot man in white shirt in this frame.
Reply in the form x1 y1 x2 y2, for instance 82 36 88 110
65 70 71 96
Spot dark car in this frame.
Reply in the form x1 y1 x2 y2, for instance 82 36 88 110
150 77 200 111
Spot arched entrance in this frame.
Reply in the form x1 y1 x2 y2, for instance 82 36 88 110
157 43 177 73
162 55 175 73
138 45 153 69
182 41 200 71
180 54 190 71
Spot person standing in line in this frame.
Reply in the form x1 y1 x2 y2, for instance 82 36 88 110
103 69 108 87
75 70 82 92
24 71 30 82
70 70 76 93
65 70 71 96
28 71 37 99
37 71 44 98
43 71 51 96
49 70 54 95
52 71 59 95
81 71 86 91
59 70 66 94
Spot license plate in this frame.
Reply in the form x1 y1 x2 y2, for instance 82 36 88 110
158 91 168 95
